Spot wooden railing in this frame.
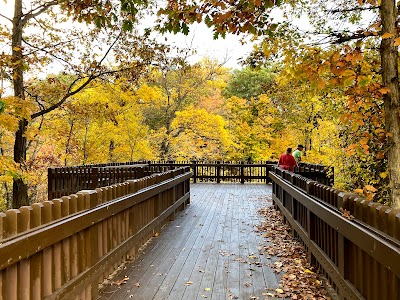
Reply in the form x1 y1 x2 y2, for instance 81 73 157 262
270 166 400 300
48 161 333 201
145 161 332 185
148 161 276 183
0 167 191 300
47 163 150 200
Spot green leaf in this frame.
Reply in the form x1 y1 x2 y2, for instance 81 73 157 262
182 23 189 35
204 15 212 27
122 20 133 32
0 100 5 113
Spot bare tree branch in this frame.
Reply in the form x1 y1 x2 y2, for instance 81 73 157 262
21 0 58 26
31 74 94 119
97 31 122 67
0 13 12 22
329 6 379 14
22 37 82 71
332 32 367 44
30 32 147 119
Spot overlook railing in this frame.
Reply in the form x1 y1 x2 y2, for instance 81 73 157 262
48 161 333 200
1 167 191 300
270 166 400 300
47 163 149 200
146 161 332 184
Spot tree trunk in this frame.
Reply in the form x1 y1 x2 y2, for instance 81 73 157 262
12 0 29 208
64 120 74 166
160 118 172 160
160 137 170 160
380 0 400 207
83 122 89 164
109 140 115 162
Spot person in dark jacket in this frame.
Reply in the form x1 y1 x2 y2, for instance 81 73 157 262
278 147 297 171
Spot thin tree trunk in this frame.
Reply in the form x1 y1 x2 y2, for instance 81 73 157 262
380 0 400 207
109 140 115 162
160 119 172 160
12 0 29 208
64 120 74 166
83 122 89 164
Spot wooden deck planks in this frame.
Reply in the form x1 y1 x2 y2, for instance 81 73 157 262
124 185 216 300
151 185 224 300
98 183 278 300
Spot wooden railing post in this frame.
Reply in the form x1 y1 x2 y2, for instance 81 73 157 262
240 161 245 184
90 167 99 190
192 161 197 183
48 168 54 200
216 161 221 183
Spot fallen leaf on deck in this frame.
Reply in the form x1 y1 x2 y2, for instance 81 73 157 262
112 276 129 286
244 282 252 287
258 206 333 300
304 269 313 274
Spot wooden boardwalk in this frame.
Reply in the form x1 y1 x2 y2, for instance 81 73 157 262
98 183 280 300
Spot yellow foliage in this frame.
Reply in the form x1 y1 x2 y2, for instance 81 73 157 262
171 108 231 160
135 84 164 106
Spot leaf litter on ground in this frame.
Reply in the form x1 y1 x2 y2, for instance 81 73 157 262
257 204 332 300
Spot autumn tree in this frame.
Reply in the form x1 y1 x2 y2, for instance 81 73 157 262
141 58 229 159
157 0 400 206
222 67 276 101
170 108 232 160
0 0 164 207
40 81 155 165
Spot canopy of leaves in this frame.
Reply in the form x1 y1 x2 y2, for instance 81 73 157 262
222 67 276 100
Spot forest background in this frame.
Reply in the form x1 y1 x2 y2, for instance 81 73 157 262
0 0 395 210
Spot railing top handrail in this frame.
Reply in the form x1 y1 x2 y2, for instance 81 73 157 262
49 163 149 171
48 161 331 170
269 171 400 278
270 165 400 242
3 166 191 241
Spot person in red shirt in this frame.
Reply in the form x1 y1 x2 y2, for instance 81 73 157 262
278 147 297 171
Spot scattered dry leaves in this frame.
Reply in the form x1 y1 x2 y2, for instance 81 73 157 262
339 207 355 220
111 276 129 286
258 206 332 299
